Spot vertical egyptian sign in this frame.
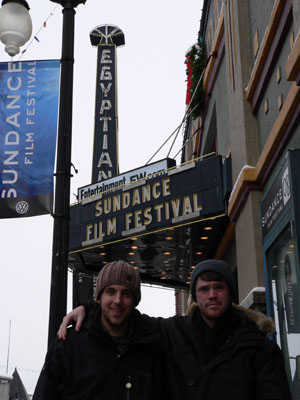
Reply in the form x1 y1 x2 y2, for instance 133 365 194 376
90 25 125 183
93 44 117 182
0 59 60 218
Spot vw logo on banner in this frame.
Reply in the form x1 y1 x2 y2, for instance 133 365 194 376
16 201 29 215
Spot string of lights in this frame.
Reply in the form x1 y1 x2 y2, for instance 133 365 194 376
17 4 59 61
0 365 40 374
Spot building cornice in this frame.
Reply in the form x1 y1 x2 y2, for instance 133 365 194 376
286 28 300 83
203 5 224 92
245 0 289 103
228 81 300 221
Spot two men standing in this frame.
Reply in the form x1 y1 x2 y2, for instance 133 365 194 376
34 259 292 399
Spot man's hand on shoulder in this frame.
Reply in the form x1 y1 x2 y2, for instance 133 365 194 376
57 305 86 340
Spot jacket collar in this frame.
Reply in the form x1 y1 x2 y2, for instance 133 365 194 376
186 300 275 336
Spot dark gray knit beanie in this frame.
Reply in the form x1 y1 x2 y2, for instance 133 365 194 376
190 259 236 301
95 260 141 306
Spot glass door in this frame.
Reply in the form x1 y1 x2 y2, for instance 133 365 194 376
267 221 300 399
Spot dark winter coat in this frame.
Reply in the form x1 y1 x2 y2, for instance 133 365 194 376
158 303 292 400
33 305 169 400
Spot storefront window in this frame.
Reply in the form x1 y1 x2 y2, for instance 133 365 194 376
267 222 300 399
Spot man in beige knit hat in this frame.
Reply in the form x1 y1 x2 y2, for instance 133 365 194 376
94 260 141 337
33 261 169 400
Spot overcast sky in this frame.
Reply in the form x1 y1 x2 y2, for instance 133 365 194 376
0 0 203 393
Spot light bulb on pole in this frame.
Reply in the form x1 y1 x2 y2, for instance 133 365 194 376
0 0 32 57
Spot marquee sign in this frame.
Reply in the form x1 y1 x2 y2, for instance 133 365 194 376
77 158 176 201
69 155 226 252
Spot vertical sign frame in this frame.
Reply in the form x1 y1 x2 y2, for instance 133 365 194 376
90 24 125 184
92 44 118 182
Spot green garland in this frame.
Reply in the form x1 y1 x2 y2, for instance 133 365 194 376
185 40 205 119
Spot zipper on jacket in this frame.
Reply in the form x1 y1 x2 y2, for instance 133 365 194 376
126 376 132 400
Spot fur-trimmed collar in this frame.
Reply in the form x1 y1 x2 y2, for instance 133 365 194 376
184 297 275 335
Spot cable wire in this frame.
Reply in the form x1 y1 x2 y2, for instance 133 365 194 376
173 126 201 160
147 52 216 163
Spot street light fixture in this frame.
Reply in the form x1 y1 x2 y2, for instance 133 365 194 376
0 0 32 56
50 0 86 6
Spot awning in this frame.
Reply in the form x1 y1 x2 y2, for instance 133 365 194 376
68 155 230 290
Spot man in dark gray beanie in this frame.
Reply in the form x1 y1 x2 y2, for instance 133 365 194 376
156 258 290 399
190 259 236 301
33 261 169 400
189 259 237 328
57 259 291 400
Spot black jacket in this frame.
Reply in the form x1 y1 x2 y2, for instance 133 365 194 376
33 305 169 400
158 304 292 400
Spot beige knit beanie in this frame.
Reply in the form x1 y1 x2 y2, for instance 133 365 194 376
95 260 141 306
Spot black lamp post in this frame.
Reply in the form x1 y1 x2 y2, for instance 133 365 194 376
0 0 87 347
48 0 86 347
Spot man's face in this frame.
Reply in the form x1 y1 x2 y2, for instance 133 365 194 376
97 284 134 336
195 276 231 328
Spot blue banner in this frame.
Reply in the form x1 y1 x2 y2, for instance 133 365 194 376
0 60 60 218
